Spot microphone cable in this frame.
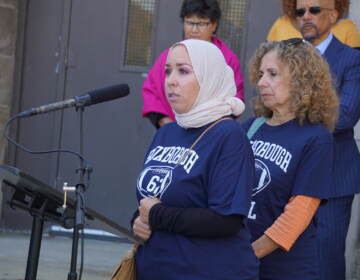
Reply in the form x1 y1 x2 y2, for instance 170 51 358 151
4 113 91 280
4 113 91 169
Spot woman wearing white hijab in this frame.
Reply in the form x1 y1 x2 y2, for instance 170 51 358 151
132 39 259 280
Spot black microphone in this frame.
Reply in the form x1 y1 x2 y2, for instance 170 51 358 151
17 84 130 118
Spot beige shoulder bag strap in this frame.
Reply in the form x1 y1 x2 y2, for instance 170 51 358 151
176 117 232 166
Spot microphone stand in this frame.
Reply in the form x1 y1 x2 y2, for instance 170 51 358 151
67 106 92 280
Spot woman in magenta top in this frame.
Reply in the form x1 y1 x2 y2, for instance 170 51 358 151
141 0 245 128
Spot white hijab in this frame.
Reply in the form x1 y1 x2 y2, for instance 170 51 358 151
169 39 245 129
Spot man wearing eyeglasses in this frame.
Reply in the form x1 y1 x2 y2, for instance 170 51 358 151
294 1 360 280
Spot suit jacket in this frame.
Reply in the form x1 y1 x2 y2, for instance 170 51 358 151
323 36 360 197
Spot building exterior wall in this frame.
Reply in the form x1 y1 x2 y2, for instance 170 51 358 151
350 0 360 147
346 3 360 280
0 0 18 222
349 1 360 29
0 0 359 277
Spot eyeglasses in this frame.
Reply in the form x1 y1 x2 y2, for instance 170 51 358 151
184 20 211 30
280 38 305 47
295 6 333 17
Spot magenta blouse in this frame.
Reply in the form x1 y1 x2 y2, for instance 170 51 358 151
141 37 244 120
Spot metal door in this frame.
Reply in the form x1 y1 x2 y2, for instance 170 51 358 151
2 0 184 230
2 0 72 229
55 0 184 227
241 0 281 119
3 0 280 232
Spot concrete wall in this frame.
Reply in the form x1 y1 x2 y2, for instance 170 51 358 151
350 0 360 146
346 2 360 280
349 1 360 28
0 0 18 221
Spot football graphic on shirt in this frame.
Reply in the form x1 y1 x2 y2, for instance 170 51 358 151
137 166 173 198
252 159 271 196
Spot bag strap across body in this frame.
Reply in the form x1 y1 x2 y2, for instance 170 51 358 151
246 117 267 139
175 117 232 166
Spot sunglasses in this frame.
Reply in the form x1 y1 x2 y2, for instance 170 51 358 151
280 38 305 47
295 6 333 17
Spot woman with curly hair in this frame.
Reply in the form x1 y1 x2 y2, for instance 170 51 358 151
242 38 339 279
268 0 360 49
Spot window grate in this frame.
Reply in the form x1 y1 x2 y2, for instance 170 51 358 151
217 0 247 56
124 0 156 67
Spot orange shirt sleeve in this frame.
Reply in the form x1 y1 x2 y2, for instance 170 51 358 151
265 195 321 252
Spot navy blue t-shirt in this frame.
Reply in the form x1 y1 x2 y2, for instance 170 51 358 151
242 118 334 280
135 119 259 280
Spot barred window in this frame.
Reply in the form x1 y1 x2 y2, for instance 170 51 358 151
217 0 247 56
124 0 156 67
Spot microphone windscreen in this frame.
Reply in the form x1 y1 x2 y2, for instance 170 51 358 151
88 84 130 105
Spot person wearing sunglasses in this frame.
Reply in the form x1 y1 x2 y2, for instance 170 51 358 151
267 0 360 50
141 0 245 128
243 38 338 280
291 0 360 280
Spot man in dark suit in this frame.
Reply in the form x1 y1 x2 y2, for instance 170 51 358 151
294 0 360 279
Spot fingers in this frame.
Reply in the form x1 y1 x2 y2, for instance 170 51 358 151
139 197 161 224
133 216 152 240
134 198 161 240
139 204 149 224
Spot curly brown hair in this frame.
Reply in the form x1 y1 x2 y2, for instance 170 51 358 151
249 40 339 131
282 0 349 19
